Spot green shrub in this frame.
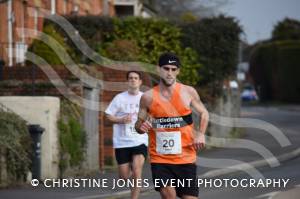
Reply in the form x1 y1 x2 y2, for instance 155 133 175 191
0 110 32 186
27 24 76 65
52 16 114 64
103 17 202 85
58 100 85 174
100 39 140 61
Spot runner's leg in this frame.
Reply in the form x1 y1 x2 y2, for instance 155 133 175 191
118 163 131 180
160 186 177 199
131 154 145 199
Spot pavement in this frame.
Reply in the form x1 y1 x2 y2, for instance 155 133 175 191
273 187 300 199
0 105 300 199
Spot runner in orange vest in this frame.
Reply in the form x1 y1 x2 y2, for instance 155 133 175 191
135 52 209 199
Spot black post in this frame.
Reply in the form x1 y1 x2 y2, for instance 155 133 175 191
31 64 36 96
0 59 4 80
28 124 44 180
32 45 36 96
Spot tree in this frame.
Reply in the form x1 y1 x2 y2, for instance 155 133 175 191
272 18 300 41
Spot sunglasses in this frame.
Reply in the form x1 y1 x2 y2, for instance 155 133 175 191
162 66 178 72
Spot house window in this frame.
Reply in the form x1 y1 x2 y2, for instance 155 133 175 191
115 5 134 17
73 4 79 14
15 42 28 64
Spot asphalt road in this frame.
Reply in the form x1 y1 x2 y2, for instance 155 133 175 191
135 154 300 199
0 105 299 199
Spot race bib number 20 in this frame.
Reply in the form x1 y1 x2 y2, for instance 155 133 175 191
156 131 182 154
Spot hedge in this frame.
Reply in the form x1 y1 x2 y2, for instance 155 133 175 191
180 15 242 95
0 110 32 186
250 40 300 102
28 15 242 98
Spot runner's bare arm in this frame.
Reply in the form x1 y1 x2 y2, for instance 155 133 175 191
105 114 131 124
135 93 152 134
189 87 209 150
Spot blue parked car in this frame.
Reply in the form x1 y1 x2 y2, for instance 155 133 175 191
241 85 259 101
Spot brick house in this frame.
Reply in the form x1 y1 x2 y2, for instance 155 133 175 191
0 0 156 67
0 0 115 67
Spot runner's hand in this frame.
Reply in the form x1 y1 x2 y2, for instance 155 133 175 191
140 119 152 133
193 133 205 150
121 114 132 124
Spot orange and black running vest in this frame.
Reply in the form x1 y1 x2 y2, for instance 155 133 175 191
148 83 196 164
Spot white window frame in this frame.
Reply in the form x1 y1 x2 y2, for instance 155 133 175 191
73 4 79 13
15 42 28 64
51 0 56 15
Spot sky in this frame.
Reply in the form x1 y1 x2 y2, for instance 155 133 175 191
219 0 300 44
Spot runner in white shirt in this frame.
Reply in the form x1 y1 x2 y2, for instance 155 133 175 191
105 71 148 199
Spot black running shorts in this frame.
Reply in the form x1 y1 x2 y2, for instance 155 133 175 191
115 144 148 165
151 163 199 197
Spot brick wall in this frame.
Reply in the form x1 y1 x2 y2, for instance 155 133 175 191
0 65 79 96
